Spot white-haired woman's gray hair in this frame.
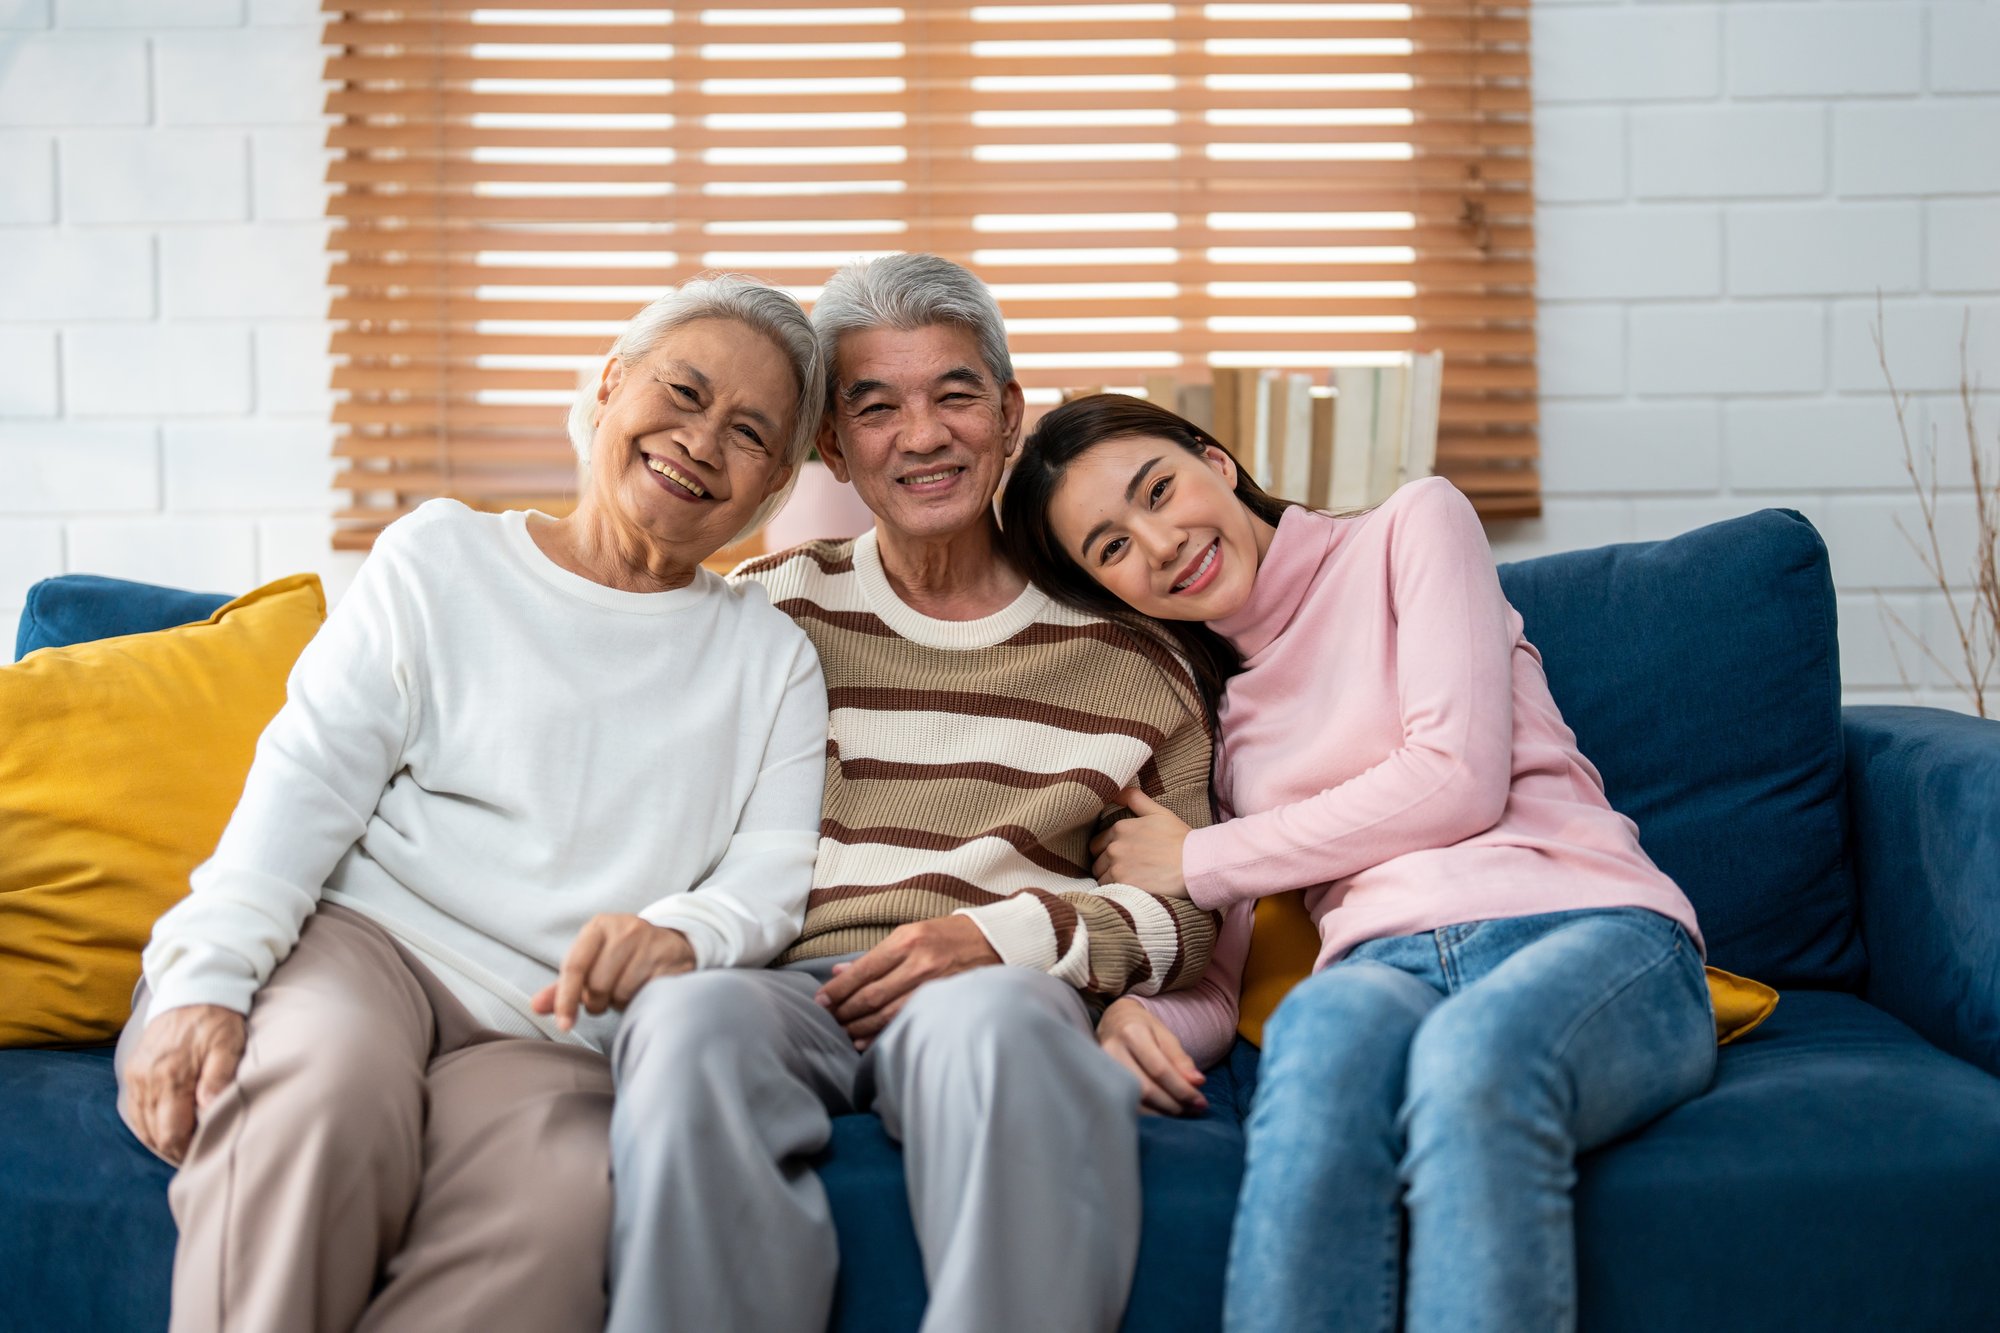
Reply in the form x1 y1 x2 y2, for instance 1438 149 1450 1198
568 273 823 541
810 253 1014 398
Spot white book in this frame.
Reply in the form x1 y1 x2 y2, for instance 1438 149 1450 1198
1279 373 1314 501
1328 366 1377 511
1367 359 1410 505
1177 382 1215 434
1248 368 1276 483
1403 351 1444 483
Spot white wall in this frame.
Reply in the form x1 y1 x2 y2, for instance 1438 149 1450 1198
0 0 354 641
1513 0 2000 711
1 0 1996 710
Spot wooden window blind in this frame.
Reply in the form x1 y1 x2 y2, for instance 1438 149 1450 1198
322 0 1535 549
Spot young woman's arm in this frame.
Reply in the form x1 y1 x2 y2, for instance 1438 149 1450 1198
1184 479 1517 912
1131 898 1249 1070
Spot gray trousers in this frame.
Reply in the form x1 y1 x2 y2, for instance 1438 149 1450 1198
606 961 1142 1333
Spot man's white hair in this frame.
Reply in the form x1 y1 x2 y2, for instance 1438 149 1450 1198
567 272 823 541
810 253 1014 399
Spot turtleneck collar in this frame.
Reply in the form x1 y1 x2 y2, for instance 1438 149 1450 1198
1208 504 1339 661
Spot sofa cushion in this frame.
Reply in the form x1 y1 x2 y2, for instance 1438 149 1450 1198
15 575 231 660
10 1005 2000 1333
1497 510 1863 990
0 575 325 1045
0 1049 175 1333
1573 990 2000 1331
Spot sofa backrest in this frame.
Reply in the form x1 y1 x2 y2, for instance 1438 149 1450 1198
1497 510 1864 992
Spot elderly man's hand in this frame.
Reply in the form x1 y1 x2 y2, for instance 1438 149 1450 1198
1089 788 1193 898
533 915 696 1032
816 916 1001 1049
120 1003 247 1166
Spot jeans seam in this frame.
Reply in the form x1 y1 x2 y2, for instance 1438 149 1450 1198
1546 932 1682 1067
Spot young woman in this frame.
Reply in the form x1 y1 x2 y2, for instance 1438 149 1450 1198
998 394 1716 1333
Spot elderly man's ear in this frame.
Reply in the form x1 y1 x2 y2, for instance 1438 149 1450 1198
1001 379 1026 460
815 415 852 484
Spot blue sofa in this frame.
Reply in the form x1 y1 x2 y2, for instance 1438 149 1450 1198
6 508 2000 1332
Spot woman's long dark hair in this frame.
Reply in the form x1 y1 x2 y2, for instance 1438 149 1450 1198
998 393 1298 731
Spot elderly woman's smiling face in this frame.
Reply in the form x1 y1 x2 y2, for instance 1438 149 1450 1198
587 317 799 564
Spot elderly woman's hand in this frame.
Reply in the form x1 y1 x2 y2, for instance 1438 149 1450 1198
120 1004 248 1165
533 915 696 1032
1089 788 1193 898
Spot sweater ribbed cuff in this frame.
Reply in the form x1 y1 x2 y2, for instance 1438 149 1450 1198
956 896 1060 973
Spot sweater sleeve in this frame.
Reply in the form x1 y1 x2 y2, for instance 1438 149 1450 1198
638 632 828 968
141 530 421 1022
1133 899 1248 1070
1182 479 1517 911
957 699 1222 999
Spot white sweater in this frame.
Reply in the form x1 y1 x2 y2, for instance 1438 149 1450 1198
142 500 828 1053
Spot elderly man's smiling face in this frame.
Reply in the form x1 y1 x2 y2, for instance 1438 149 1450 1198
589 317 797 560
821 323 1024 544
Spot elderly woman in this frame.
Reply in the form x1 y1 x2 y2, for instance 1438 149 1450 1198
114 275 829 1333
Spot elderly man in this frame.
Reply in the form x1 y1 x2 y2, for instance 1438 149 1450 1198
606 254 1220 1333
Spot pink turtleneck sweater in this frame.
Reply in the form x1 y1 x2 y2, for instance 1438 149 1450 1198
1138 477 1703 1069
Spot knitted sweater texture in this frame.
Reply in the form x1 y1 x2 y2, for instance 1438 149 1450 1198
736 530 1218 997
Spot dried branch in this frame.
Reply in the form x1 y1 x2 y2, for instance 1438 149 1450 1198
1872 296 1998 717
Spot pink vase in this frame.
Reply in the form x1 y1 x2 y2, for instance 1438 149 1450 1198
760 460 877 552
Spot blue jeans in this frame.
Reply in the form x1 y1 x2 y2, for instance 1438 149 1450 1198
1225 907 1716 1333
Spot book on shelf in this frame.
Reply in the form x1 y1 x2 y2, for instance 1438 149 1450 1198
1323 351 1445 511
1276 372 1315 503
1049 353 1443 511
1177 382 1215 434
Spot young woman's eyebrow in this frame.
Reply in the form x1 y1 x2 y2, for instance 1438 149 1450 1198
1080 455 1166 557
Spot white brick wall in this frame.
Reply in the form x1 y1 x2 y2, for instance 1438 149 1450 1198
1510 0 2000 715
1 1 1996 721
0 5 353 651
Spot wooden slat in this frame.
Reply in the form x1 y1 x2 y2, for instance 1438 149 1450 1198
323 0 1538 547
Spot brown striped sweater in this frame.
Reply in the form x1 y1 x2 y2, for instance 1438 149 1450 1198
733 531 1219 998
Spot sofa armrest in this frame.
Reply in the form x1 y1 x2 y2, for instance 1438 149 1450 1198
1843 705 2000 1078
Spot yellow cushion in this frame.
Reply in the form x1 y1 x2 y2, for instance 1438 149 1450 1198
1706 965 1780 1045
1235 890 1780 1048
0 575 324 1047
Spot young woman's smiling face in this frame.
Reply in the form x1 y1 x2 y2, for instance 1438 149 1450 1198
1046 433 1270 623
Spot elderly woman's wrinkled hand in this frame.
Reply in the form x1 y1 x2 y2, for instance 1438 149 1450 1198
1089 788 1193 899
532 915 696 1031
120 1003 247 1165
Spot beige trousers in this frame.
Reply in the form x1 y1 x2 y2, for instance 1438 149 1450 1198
116 903 614 1333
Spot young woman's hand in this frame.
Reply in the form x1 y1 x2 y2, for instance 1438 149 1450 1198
1090 788 1193 898
1098 997 1208 1116
120 1003 247 1165
533 916 696 1031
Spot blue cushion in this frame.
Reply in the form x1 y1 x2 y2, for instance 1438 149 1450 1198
1497 511 1864 990
1573 990 2000 1331
0 1049 174 1333
14 575 232 660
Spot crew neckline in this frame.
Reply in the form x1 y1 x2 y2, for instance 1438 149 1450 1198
850 527 1050 650
504 510 716 615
